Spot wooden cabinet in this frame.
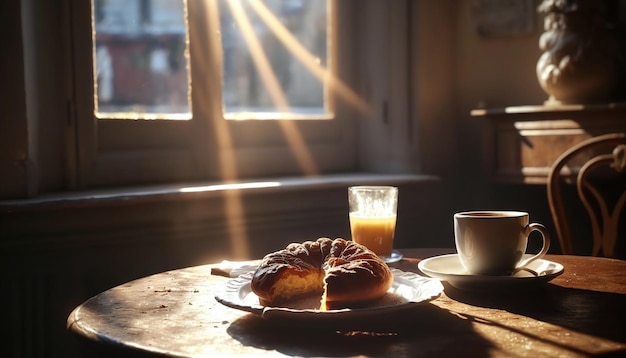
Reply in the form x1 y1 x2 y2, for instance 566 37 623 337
472 103 626 184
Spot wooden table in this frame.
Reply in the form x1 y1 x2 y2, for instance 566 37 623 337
67 249 626 357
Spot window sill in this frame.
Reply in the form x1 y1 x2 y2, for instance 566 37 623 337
1 173 445 261
0 173 438 212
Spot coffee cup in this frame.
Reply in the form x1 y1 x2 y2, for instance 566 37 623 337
454 211 550 275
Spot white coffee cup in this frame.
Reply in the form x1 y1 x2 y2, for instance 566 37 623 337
454 211 550 275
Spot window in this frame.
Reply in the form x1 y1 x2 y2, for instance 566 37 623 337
69 0 411 189
92 0 332 120
93 0 191 118
218 0 329 118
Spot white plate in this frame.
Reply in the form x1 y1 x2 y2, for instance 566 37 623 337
418 254 564 292
214 268 443 327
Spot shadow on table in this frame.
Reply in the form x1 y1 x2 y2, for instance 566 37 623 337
443 282 626 346
226 302 492 357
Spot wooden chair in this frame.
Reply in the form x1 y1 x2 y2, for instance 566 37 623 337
547 132 626 258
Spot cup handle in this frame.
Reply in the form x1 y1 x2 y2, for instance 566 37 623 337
516 223 551 269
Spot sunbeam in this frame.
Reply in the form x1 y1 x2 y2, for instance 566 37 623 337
248 0 373 117
227 0 320 175
276 120 321 175
226 0 289 110
202 0 250 259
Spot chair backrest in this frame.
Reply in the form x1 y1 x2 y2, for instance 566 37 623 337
547 132 626 258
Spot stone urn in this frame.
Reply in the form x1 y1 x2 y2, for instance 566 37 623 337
536 0 618 104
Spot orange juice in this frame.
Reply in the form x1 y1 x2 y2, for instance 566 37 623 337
349 213 397 257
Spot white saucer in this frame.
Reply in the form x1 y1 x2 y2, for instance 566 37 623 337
418 254 564 292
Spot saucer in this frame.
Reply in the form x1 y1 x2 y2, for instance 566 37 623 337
383 250 404 263
418 254 564 292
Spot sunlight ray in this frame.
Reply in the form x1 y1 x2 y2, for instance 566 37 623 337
227 0 289 110
276 120 320 175
227 0 319 175
248 0 373 116
203 0 250 259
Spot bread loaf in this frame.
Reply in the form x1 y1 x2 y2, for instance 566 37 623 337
251 237 393 310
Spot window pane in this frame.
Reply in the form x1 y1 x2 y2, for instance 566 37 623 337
219 0 329 119
93 0 191 119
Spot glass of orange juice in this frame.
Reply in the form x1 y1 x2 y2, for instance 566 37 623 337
348 186 402 263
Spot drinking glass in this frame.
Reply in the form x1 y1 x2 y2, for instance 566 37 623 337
348 186 402 263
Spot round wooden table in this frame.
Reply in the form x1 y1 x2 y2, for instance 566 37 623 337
67 249 626 357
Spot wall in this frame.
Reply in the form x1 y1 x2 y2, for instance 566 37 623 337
448 0 558 248
407 1 558 251
0 0 30 198
454 0 545 189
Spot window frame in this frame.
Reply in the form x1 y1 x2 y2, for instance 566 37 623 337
0 0 447 203
69 0 380 188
